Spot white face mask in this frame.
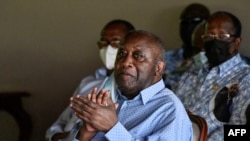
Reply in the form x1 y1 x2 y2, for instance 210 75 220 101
99 45 118 69
192 51 208 68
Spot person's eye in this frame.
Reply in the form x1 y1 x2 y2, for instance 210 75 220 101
111 40 121 44
133 53 145 60
220 34 230 40
207 34 214 39
111 40 122 48
117 50 126 58
201 34 214 41
97 40 108 48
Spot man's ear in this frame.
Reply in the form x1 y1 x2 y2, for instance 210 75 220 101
233 37 242 51
155 61 166 76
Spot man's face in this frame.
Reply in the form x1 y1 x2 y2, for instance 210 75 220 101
114 34 159 98
97 24 128 70
98 24 128 49
203 14 239 67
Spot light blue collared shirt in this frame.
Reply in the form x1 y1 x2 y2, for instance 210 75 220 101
71 79 193 141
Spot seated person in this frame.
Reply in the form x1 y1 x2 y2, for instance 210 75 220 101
69 30 193 141
45 19 135 141
171 21 207 91
164 3 210 90
175 11 250 141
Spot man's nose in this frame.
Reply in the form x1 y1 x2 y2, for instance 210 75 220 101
121 55 133 67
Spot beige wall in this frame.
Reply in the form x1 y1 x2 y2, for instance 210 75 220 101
0 0 249 140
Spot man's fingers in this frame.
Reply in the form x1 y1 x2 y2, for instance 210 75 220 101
87 93 91 101
91 93 97 103
90 87 98 103
70 101 82 114
97 89 106 105
75 110 91 123
70 95 89 111
90 87 98 95
102 91 110 106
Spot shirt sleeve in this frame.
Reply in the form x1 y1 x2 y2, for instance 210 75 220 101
105 122 132 141
45 74 98 141
45 106 73 141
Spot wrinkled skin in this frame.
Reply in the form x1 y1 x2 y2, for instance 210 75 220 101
70 89 117 132
70 30 165 140
70 88 118 140
114 32 165 99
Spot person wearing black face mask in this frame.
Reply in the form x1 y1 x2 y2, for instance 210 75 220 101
175 11 250 141
163 3 210 90
202 14 250 68
202 33 236 69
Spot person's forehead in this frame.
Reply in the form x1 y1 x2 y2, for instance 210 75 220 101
206 15 234 33
101 24 127 39
104 24 127 33
125 36 154 49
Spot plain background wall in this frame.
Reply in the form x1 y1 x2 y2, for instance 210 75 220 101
0 0 249 140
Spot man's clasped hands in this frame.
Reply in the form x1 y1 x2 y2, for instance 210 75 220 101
70 88 119 137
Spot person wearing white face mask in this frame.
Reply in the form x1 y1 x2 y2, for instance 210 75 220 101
99 44 119 70
45 19 135 141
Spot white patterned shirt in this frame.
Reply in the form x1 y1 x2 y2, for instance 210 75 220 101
175 53 250 141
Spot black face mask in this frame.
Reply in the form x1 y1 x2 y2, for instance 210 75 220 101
204 39 232 68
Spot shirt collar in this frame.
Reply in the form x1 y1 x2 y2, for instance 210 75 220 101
218 53 241 75
140 79 165 105
202 53 242 77
95 66 108 79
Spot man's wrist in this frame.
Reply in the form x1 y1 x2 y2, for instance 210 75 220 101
77 126 97 140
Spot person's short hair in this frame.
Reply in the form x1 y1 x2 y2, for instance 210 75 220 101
104 19 135 31
211 11 242 37
180 3 210 20
125 30 166 62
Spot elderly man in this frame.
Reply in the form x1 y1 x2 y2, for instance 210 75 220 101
175 11 250 141
45 19 135 141
70 30 193 141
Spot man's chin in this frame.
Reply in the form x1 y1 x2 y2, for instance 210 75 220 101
117 81 135 90
119 73 134 80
